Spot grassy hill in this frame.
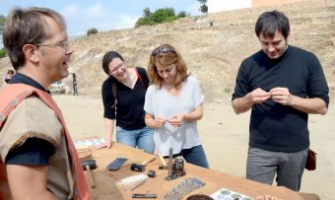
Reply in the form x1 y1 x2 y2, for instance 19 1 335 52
1 0 334 101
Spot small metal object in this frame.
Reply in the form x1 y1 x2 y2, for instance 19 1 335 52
168 148 173 177
131 163 144 172
131 156 156 172
148 170 156 178
173 157 185 178
132 193 157 198
166 156 186 180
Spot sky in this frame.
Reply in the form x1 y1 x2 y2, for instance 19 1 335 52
0 0 251 36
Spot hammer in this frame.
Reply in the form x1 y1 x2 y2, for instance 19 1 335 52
81 160 97 188
131 156 156 172
157 152 168 170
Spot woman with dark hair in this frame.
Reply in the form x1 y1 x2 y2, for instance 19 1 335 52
144 44 209 168
95 51 155 154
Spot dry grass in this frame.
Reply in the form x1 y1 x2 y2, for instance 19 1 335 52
1 1 334 101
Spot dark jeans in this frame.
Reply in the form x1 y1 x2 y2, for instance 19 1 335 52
73 84 78 96
167 145 209 169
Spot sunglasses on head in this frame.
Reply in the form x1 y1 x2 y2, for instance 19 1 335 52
151 46 175 56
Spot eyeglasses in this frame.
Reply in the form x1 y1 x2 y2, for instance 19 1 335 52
151 47 175 56
35 41 71 54
110 63 125 73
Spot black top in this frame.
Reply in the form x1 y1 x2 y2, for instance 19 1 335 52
73 74 77 85
232 45 329 152
102 67 149 130
5 73 54 165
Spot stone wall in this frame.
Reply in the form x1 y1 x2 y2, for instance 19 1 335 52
252 0 321 7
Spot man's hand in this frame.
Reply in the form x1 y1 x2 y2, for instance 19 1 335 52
270 87 292 106
250 88 271 104
232 87 271 114
270 87 327 114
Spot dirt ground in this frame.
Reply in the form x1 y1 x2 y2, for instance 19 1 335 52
54 95 335 200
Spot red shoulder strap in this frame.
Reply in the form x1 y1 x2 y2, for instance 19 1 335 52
134 67 146 88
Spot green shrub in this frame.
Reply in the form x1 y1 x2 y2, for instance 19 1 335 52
87 28 98 36
0 48 6 58
177 11 187 18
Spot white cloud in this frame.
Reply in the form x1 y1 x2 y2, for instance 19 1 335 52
61 3 139 35
58 1 213 36
116 14 140 29
86 3 109 18
61 4 79 18
184 2 202 16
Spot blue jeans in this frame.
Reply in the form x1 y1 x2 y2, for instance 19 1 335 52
172 145 209 169
116 126 155 154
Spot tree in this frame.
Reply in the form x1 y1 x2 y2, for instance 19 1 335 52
135 7 185 28
143 7 151 17
150 8 175 23
177 11 187 18
199 4 208 14
0 15 5 26
197 0 208 14
0 15 6 35
87 28 98 36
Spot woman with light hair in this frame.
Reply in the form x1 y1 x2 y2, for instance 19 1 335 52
144 44 209 168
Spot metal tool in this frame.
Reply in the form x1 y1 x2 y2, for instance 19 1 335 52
132 194 157 198
81 160 97 188
158 152 168 170
131 156 156 172
165 148 186 181
171 157 186 179
167 148 173 177
164 177 206 200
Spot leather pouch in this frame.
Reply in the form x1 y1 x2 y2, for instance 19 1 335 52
305 149 316 171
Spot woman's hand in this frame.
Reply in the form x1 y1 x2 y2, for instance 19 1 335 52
94 135 113 150
153 117 166 128
167 114 184 127
145 113 166 129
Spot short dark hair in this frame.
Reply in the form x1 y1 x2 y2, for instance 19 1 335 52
7 70 15 74
102 51 124 75
3 7 66 70
255 10 290 39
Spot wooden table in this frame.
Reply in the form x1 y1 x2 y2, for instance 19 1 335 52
83 143 318 200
